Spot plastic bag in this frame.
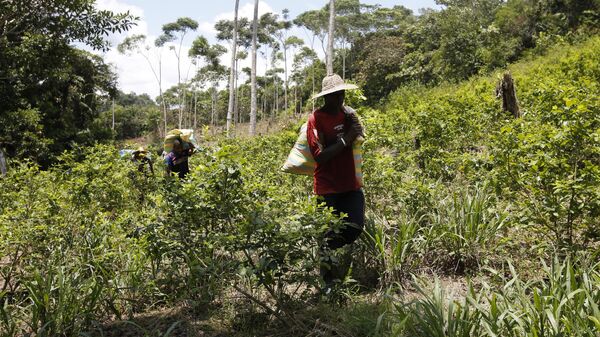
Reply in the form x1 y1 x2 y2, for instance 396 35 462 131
281 121 364 186
281 122 317 176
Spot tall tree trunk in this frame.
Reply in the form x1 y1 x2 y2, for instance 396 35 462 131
159 57 167 136
216 90 220 126
111 97 115 131
311 62 315 112
139 49 166 137
0 148 7 176
193 86 197 129
211 87 216 127
327 0 335 75
342 52 346 80
181 84 188 128
234 65 239 127
263 44 270 120
283 46 288 112
249 0 259 136
239 86 244 123
226 0 240 137
262 94 266 121
177 55 182 128
274 76 278 119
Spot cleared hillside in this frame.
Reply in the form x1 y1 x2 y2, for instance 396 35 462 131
1 37 599 336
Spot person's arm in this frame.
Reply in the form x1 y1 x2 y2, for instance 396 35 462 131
347 112 365 137
148 159 154 175
307 114 362 165
164 155 173 177
314 124 361 164
313 139 346 164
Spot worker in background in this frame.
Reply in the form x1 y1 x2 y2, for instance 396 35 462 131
131 146 154 177
164 139 194 179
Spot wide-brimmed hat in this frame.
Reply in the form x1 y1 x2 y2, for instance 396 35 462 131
312 74 358 99
133 146 147 154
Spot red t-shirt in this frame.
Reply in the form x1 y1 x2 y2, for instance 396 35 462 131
307 108 360 195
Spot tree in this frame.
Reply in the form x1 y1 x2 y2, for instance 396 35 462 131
98 91 160 140
292 46 318 111
327 0 335 75
332 0 366 79
226 0 240 137
272 9 295 112
250 0 259 136
234 50 248 125
281 36 304 111
157 17 199 128
0 0 136 165
190 37 227 128
256 13 279 121
295 10 329 58
0 0 136 52
353 33 406 102
189 36 211 129
118 34 168 136
189 36 227 125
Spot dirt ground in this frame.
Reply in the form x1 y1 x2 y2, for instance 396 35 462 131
93 275 471 337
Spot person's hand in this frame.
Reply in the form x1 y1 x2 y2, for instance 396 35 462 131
343 123 361 144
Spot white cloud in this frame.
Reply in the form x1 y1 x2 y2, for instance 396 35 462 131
93 0 198 99
90 0 305 99
198 1 275 38
92 0 162 97
216 1 275 22
198 21 217 37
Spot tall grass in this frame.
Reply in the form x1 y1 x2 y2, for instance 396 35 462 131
386 256 600 336
426 184 507 273
473 257 600 336
361 214 423 287
390 278 482 337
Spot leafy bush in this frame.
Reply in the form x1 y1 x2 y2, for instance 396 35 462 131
0 34 599 336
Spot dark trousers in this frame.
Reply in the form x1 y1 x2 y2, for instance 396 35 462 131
319 189 365 283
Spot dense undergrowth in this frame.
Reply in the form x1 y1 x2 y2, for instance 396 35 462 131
1 37 599 336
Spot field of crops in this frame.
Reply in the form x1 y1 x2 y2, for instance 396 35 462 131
1 37 599 336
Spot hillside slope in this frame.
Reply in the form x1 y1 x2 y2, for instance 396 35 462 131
0 37 598 336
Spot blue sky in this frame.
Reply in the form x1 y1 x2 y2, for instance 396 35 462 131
95 0 441 98
122 0 440 37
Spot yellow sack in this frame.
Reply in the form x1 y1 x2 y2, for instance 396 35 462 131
353 137 364 186
163 129 196 153
281 123 364 186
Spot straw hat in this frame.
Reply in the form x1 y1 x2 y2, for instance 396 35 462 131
312 74 358 99
133 146 147 154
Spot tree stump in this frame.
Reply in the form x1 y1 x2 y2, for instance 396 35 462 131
0 149 7 177
414 135 424 170
496 72 521 118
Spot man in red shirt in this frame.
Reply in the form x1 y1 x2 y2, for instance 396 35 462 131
307 74 365 290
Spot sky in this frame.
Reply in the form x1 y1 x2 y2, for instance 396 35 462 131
93 0 441 99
